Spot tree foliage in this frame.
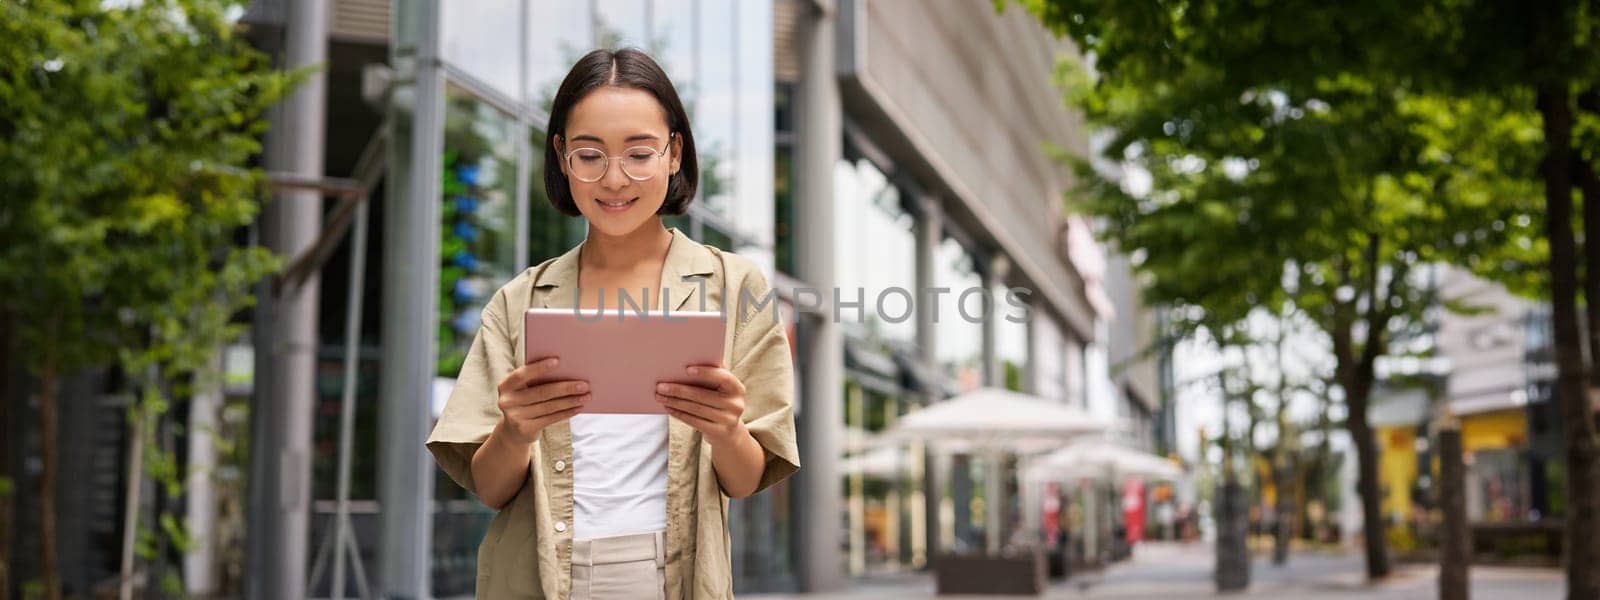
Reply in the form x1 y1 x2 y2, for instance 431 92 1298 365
0 0 294 596
1005 0 1548 583
0 0 289 371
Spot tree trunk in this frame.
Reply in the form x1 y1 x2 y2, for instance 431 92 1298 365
1438 427 1469 600
1345 389 1391 580
1219 395 1249 590
1581 162 1600 390
1272 327 1292 565
1214 366 1251 592
119 400 148 600
1324 232 1392 581
1304 390 1333 544
1215 478 1251 592
1536 85 1600 600
1273 461 1293 565
1246 409 1264 545
39 318 61 600
1575 91 1600 390
0 312 13 600
1300 455 1321 543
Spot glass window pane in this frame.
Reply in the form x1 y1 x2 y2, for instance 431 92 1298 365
442 1 524 99
700 220 735 251
437 86 522 379
1064 333 1086 407
936 237 984 391
527 123 585 266
694 0 735 216
995 282 1028 391
430 85 523 597
651 0 697 92
526 1 594 107
596 0 650 49
730 0 773 247
834 158 916 345
662 213 691 233
1033 315 1067 402
774 142 794 276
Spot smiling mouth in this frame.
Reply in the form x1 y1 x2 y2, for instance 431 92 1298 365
597 198 638 211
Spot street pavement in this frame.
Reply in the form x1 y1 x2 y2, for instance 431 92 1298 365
750 541 1564 599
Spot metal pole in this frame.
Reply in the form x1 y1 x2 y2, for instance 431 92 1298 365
1439 422 1469 600
981 254 1010 388
1023 301 1036 394
118 394 147 600
980 258 998 387
985 447 1004 554
847 385 865 576
183 352 223 596
1019 453 1040 551
248 1 328 598
299 118 387 600
794 0 845 591
1083 479 1097 565
914 194 942 568
378 0 443 595
331 199 370 599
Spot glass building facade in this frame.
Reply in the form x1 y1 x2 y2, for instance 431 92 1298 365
0 2 1158 597
369 0 1124 595
384 0 781 594
433 0 775 257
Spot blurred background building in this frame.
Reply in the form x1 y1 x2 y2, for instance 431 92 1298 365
2 1 1180 597
1367 264 1562 562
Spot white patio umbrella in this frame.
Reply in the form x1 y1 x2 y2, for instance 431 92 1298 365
885 387 1109 447
884 387 1110 554
841 425 881 453
841 445 905 478
1032 440 1184 482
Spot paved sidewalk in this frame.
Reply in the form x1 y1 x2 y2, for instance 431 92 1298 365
749 542 1563 599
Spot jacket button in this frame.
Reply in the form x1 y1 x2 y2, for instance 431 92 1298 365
554 459 566 472
554 520 567 533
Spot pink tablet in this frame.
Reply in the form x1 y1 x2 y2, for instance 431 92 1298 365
523 307 727 414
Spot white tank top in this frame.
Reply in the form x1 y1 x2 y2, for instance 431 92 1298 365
569 413 669 540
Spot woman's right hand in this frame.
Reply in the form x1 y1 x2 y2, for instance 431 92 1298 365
495 357 589 446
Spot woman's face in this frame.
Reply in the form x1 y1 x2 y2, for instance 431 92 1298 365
556 86 683 238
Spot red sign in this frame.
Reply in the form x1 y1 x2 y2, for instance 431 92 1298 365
1042 482 1061 545
1122 479 1146 545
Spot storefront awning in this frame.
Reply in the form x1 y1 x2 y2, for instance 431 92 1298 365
885 387 1109 450
1030 440 1184 482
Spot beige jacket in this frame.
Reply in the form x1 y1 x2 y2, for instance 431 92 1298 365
426 227 802 599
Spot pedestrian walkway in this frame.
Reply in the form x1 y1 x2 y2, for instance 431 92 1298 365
749 542 1563 599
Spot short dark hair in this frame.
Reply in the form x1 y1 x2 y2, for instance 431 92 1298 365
543 47 698 217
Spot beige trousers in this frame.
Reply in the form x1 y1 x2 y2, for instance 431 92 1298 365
570 530 666 600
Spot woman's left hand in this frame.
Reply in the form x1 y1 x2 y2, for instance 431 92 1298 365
656 362 749 446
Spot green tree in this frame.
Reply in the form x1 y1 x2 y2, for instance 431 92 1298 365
1008 0 1542 583
1395 6 1600 597
0 1 291 596
1009 0 1599 594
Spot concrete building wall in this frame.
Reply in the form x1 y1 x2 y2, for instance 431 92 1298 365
1435 265 1533 415
1103 252 1161 413
838 0 1096 342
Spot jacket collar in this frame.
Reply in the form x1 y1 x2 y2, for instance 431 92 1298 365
535 226 717 313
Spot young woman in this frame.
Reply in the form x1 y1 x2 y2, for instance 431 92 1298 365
427 48 800 600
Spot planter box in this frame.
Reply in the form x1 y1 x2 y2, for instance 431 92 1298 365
934 550 1046 595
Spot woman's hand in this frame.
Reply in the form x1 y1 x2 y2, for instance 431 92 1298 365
497 357 589 445
472 357 588 510
656 361 769 498
654 362 748 446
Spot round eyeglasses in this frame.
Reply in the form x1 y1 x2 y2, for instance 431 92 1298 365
562 133 675 183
